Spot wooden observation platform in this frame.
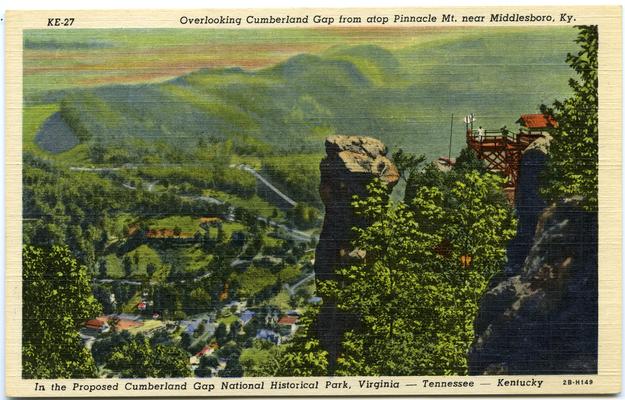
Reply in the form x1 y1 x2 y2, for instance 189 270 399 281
465 114 557 201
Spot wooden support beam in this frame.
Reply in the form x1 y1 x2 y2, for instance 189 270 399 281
465 128 545 202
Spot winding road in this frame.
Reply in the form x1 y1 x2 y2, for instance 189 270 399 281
284 272 316 296
235 164 297 207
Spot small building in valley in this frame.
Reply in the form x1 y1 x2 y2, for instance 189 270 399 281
256 329 281 345
277 315 299 336
239 310 256 326
84 319 110 334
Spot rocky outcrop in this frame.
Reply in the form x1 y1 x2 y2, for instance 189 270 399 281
314 135 399 372
469 134 597 374
504 134 551 276
469 197 598 374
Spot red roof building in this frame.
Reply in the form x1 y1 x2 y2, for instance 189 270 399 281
85 319 105 330
84 318 110 334
516 114 558 130
195 343 219 357
278 315 298 325
277 315 299 336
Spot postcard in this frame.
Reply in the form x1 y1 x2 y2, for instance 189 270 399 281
4 6 622 397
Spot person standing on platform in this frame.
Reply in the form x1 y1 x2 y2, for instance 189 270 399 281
500 125 510 142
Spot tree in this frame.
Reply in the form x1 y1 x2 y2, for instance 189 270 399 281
240 340 283 377
292 203 319 229
98 258 108 278
203 230 214 251
541 25 598 210
146 262 156 279
22 245 102 378
189 287 211 313
106 337 192 378
91 331 132 365
318 167 516 375
216 340 241 361
392 149 426 181
196 321 206 337
229 320 242 341
195 355 219 377
88 140 106 163
93 285 114 314
172 309 187 321
122 255 132 277
216 224 226 244
218 355 244 377
150 330 170 346
180 332 192 350
173 226 182 238
123 224 131 237
454 146 487 175
107 316 120 333
215 322 228 346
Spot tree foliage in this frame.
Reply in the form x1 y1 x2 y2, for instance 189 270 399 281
239 340 283 377
106 336 192 378
392 149 426 180
318 162 516 375
541 25 598 210
22 245 102 378
195 355 219 377
276 307 329 376
218 356 244 377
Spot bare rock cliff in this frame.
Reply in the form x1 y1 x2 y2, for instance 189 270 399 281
469 135 598 374
314 135 399 371
504 134 551 276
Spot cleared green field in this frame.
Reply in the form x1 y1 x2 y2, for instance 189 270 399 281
103 253 124 278
217 314 239 326
127 319 165 334
99 214 251 280
121 292 143 313
146 215 203 233
263 235 283 248
222 221 246 236
104 244 165 279
23 104 57 155
108 213 137 240
262 288 291 310
127 244 162 275
160 245 214 274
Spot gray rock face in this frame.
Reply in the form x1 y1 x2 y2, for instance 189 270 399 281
314 135 399 372
469 198 598 374
504 134 551 276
